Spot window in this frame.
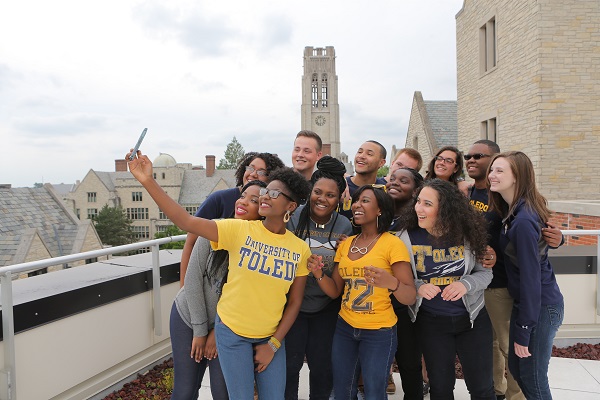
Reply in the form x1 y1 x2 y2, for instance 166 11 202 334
76 209 80 219
87 192 97 202
87 208 98 219
321 74 328 108
311 74 318 108
481 118 497 142
156 225 170 233
162 172 166 179
132 226 150 239
159 209 168 220
185 205 199 215
127 207 149 220
480 16 497 74
153 173 157 179
85 258 98 264
132 191 143 202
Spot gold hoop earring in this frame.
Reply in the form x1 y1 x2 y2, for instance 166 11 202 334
283 211 291 223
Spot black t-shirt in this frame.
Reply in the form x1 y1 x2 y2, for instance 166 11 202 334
469 186 507 288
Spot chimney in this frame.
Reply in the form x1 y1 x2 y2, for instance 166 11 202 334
206 155 216 177
115 159 128 172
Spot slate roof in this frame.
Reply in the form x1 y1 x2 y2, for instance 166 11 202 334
179 169 237 204
424 101 458 148
0 186 84 267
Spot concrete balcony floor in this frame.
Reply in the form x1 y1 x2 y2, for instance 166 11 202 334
197 357 600 399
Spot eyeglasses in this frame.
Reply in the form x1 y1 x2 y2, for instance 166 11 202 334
463 153 491 161
245 165 268 177
259 188 296 202
434 156 456 165
370 184 387 193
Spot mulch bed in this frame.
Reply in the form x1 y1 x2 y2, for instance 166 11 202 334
104 343 600 399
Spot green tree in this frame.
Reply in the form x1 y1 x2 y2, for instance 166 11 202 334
217 136 245 169
33 182 43 188
93 205 135 247
377 165 389 178
154 225 187 249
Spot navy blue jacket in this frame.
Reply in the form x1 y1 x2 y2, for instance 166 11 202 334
499 199 563 347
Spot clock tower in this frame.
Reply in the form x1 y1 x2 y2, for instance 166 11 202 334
301 46 340 158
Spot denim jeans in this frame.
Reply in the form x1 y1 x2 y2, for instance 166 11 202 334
394 305 423 400
215 314 286 400
416 308 495 400
508 302 564 400
285 299 339 400
331 316 397 400
169 303 228 400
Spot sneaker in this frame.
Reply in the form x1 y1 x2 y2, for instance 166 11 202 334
423 381 430 396
386 374 396 394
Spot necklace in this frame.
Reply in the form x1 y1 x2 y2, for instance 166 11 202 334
311 213 333 229
350 233 382 255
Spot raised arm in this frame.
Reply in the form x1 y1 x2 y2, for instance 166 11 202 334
126 151 218 242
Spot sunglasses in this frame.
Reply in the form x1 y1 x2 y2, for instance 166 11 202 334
370 184 387 193
245 165 268 177
259 188 296 202
434 156 456 165
463 153 491 161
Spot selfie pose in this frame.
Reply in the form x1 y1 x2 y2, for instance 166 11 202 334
126 150 312 400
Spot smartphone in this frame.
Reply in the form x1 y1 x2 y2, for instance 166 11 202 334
129 128 148 161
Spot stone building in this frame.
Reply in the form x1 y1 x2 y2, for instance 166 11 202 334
65 154 236 242
403 91 458 174
455 0 600 243
0 184 105 277
301 46 341 157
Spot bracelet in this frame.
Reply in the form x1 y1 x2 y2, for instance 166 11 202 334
268 341 279 353
269 336 281 349
388 279 401 293
316 273 325 281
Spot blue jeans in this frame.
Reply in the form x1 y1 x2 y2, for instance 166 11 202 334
215 314 286 400
285 299 339 400
331 316 397 400
169 303 228 400
416 308 495 400
508 302 564 400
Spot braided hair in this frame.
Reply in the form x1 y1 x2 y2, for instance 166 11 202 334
294 156 347 246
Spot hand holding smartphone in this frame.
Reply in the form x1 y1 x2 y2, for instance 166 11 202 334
128 128 148 161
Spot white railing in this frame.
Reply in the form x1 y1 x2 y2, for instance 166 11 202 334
0 235 186 400
0 231 598 399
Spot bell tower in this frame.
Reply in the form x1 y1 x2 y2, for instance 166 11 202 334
301 46 340 157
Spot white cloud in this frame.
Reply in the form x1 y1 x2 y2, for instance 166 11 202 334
0 0 463 187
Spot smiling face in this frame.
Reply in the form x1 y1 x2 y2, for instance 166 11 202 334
242 157 268 185
310 178 340 223
234 185 261 220
386 168 417 204
258 180 296 218
351 189 380 226
433 150 459 181
354 142 385 175
292 136 322 175
414 186 440 234
488 157 516 200
466 143 494 183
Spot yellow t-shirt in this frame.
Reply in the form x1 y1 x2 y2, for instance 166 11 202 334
335 232 410 329
214 219 310 338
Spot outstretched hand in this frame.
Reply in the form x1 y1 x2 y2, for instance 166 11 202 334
125 150 153 182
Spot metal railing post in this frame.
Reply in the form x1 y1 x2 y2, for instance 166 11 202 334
597 233 600 316
1 272 16 400
151 244 162 336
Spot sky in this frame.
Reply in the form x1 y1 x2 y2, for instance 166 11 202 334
1 0 464 188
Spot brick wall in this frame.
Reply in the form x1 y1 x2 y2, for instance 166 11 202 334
549 212 600 245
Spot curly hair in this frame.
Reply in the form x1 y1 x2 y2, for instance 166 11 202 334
351 185 395 234
267 167 311 205
424 146 464 185
403 179 488 259
234 152 285 186
294 156 347 241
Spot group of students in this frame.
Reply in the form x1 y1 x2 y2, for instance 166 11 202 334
125 132 564 400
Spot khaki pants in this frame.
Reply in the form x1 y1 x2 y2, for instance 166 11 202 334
484 288 526 400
